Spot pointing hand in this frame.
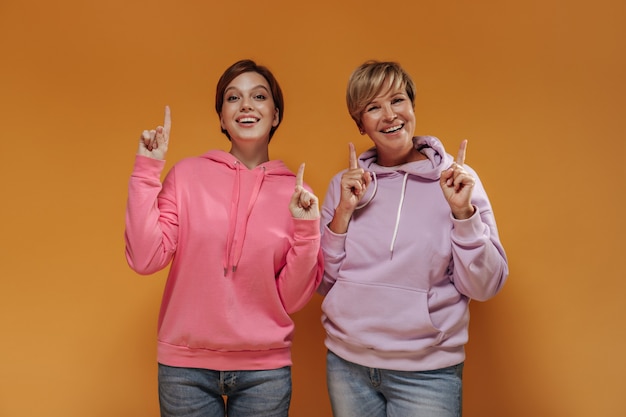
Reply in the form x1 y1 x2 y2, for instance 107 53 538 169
137 106 171 160
289 163 320 220
440 139 476 219
338 143 372 212
327 143 372 234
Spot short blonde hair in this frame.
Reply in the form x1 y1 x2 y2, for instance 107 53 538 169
346 61 416 128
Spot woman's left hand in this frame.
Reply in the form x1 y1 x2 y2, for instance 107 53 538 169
289 163 320 220
440 140 476 219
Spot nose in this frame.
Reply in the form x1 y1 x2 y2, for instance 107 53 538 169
382 104 397 121
240 96 254 111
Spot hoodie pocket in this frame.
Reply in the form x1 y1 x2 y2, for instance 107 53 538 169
322 279 445 352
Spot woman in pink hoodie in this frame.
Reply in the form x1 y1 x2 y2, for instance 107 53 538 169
125 59 324 417
318 60 509 417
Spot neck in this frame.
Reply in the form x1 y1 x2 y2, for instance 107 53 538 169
377 146 425 167
229 141 270 169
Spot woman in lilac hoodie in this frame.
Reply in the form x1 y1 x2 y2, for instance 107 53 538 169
124 60 324 417
318 61 509 417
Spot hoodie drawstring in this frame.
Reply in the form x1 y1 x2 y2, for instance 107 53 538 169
230 167 265 272
356 172 377 210
389 173 409 259
223 163 266 276
353 171 406 259
224 163 242 276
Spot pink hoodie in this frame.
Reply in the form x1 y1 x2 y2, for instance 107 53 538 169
125 150 323 371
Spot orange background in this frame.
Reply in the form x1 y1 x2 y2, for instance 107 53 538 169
1 0 624 416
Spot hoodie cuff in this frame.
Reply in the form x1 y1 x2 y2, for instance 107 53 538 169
131 155 166 179
451 205 485 243
321 223 347 256
293 217 321 241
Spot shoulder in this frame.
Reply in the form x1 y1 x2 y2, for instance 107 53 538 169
172 154 222 170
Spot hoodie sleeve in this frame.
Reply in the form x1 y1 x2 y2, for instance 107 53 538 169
449 169 509 301
275 217 324 314
317 174 346 296
124 155 178 275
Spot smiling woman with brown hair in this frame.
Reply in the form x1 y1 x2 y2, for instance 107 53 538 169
124 59 324 417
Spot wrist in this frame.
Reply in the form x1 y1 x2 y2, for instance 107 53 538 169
452 205 476 220
328 206 354 234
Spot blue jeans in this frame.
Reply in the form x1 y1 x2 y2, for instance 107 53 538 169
326 350 463 417
158 363 291 417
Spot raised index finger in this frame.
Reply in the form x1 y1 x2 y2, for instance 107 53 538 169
349 143 358 169
295 163 305 188
456 139 468 165
163 105 172 135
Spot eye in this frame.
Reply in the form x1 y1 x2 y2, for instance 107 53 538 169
365 104 379 112
392 97 404 104
253 94 267 100
226 94 240 102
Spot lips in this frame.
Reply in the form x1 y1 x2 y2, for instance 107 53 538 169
237 116 260 124
382 123 404 133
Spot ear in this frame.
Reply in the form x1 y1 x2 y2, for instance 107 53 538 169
272 108 280 127
219 114 226 130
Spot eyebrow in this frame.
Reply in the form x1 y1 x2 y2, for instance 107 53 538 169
224 84 271 94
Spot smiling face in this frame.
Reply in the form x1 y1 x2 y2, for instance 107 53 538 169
219 71 280 144
346 61 420 166
359 83 416 156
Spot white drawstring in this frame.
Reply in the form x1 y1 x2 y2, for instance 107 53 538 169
389 173 409 259
354 171 407 259
356 172 377 210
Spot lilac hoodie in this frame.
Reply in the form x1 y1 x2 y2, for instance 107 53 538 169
318 136 508 371
125 150 323 371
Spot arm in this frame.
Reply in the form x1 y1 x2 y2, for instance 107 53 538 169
317 143 371 295
124 157 179 274
449 175 509 301
317 175 346 296
440 140 508 300
275 218 324 314
276 164 323 313
124 106 178 275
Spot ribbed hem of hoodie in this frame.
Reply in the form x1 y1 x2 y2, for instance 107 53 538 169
324 336 465 372
157 342 292 371
321 224 346 256
450 205 488 244
293 217 321 240
133 154 166 178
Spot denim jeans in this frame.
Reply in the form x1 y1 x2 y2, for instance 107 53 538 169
158 363 291 417
326 350 463 417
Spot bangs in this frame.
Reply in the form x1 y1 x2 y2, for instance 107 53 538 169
348 63 411 124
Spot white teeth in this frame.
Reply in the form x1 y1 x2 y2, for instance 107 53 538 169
383 124 403 133
238 117 258 123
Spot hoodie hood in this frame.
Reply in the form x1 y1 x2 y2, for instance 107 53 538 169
358 135 454 179
201 150 295 276
356 136 454 258
200 149 296 176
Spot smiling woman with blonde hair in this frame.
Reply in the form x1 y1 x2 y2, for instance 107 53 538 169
318 60 509 417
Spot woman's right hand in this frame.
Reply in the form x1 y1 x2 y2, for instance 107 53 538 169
328 143 371 234
137 106 171 160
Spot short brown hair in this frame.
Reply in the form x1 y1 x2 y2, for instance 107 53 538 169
346 60 416 128
215 59 284 141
